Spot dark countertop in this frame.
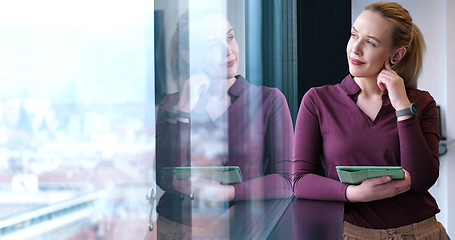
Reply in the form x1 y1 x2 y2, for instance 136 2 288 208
151 196 344 239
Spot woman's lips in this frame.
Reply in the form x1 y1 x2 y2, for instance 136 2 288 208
227 59 236 67
350 57 365 65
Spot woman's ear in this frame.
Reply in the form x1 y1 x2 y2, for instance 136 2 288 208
391 47 406 64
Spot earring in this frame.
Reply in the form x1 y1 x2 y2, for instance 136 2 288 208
392 58 397 63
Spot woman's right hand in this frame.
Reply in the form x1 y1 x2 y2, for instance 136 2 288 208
176 72 211 113
346 169 411 202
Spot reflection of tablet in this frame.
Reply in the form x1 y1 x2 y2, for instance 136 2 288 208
160 166 243 185
336 166 404 185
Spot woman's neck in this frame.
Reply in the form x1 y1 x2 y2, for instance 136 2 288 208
226 76 237 90
204 76 237 121
354 76 383 97
207 76 237 96
353 76 384 121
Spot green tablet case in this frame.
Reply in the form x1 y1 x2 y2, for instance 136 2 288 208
160 166 243 185
336 166 405 185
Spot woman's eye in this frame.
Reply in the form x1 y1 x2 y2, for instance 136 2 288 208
227 35 234 41
367 40 376 47
350 33 358 39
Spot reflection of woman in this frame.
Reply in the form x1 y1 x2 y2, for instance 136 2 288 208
154 10 293 237
293 2 449 239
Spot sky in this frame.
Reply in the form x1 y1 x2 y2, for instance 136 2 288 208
0 0 154 104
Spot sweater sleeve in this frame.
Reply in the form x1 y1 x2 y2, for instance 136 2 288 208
293 89 349 201
233 90 294 200
155 95 191 195
398 93 440 192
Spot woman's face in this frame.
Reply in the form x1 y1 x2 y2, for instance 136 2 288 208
191 14 239 80
346 10 395 79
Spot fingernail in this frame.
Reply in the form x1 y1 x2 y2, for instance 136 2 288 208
386 176 391 181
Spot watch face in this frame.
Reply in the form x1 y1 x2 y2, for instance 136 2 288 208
411 103 418 114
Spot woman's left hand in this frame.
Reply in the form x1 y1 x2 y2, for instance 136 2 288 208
172 176 236 202
377 58 410 111
346 169 411 202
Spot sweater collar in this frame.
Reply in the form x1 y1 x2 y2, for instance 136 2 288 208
228 75 249 100
341 74 388 97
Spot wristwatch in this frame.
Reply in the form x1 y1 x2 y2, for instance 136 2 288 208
166 106 191 119
395 103 418 117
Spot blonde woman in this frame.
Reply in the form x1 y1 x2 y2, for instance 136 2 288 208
293 2 449 239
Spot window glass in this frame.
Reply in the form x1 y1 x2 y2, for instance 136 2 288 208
0 1 155 239
154 0 296 239
0 0 297 239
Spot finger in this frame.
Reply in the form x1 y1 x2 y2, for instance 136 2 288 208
382 175 392 183
384 58 392 70
377 81 386 91
403 169 411 186
199 79 210 94
172 176 183 187
392 180 411 195
363 175 392 186
190 73 210 94
189 176 201 184
377 71 387 91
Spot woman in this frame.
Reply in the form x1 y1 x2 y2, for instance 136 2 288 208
154 9 293 239
293 2 449 239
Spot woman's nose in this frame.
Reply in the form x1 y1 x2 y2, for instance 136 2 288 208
226 49 233 57
225 44 233 56
351 41 361 55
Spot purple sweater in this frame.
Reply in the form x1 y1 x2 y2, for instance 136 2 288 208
156 75 293 222
293 75 440 229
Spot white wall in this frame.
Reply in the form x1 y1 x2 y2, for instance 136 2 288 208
444 0 455 237
352 0 454 237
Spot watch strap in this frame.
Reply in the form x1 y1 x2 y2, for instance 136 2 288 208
166 106 191 119
396 108 412 117
395 103 417 117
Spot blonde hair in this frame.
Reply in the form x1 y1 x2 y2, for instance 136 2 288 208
364 2 425 89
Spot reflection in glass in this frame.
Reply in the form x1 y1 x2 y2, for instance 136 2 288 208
154 1 294 239
0 0 296 239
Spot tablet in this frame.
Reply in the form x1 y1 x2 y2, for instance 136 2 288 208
160 166 243 185
336 166 404 185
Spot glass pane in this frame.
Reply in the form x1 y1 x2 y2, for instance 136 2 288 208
0 0 297 239
0 1 155 239
154 0 296 239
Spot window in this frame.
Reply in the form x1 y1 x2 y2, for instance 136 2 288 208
0 1 155 239
0 0 297 239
